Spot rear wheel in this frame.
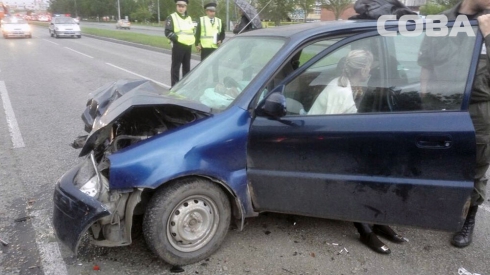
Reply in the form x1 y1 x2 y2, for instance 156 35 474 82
143 177 231 266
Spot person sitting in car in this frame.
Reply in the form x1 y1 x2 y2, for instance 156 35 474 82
308 50 372 115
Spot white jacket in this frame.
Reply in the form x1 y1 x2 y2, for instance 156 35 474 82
308 77 357 115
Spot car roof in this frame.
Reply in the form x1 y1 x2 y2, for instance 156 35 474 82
238 20 399 39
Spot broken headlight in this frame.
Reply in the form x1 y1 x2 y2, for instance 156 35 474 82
74 153 108 198
79 176 100 197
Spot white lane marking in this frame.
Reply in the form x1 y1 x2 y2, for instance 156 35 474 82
0 81 25 148
43 39 59 45
64 47 93 58
106 63 171 88
31 210 68 275
479 204 490 213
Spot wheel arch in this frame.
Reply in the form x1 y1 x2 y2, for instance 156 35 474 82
139 175 246 231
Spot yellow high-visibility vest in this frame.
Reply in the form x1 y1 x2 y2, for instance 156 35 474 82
170 12 195 45
199 16 221 49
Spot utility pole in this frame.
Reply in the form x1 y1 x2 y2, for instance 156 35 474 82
74 0 78 17
226 0 229 31
157 0 160 24
117 0 121 20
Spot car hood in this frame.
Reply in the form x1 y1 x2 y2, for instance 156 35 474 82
79 79 212 156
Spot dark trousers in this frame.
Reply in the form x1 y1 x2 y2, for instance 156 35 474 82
171 42 192 87
201 48 216 61
469 101 490 206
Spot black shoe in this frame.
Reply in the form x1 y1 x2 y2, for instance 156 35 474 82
360 232 391 254
451 205 478 248
372 225 408 243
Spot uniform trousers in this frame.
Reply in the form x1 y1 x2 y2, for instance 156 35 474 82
469 100 490 206
201 48 216 61
171 42 192 87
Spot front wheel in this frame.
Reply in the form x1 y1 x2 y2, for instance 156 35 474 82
143 178 231 266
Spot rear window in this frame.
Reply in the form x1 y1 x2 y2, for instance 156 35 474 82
55 17 76 24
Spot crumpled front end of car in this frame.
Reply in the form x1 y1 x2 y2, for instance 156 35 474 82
53 79 212 253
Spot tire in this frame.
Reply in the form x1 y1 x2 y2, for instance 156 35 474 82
54 31 59 38
77 35 81 38
143 177 231 266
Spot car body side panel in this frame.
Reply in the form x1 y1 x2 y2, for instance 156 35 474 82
108 106 255 216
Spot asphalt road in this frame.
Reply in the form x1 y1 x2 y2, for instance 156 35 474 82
0 25 490 275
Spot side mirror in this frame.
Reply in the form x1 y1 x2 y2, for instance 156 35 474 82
259 85 287 118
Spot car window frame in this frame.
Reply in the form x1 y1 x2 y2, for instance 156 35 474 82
249 30 382 113
252 21 483 116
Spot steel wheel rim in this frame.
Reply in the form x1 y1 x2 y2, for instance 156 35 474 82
166 195 219 252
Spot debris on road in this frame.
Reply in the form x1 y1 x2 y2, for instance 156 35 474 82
337 247 349 255
14 216 32 222
458 267 481 275
170 266 185 273
0 237 8 246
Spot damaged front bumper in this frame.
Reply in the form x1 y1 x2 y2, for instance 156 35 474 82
53 162 110 253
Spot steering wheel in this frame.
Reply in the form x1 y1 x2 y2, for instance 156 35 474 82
386 86 400 112
223 76 244 91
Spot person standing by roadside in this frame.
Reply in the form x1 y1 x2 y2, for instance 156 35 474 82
165 0 195 87
195 2 225 61
233 9 253 34
419 0 490 248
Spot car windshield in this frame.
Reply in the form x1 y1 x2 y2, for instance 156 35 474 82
170 37 285 111
55 17 76 24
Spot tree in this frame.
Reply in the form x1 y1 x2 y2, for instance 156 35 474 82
294 0 317 22
321 0 352 20
419 0 460 15
256 0 295 26
130 6 152 22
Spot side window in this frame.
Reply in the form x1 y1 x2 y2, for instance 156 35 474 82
283 27 477 116
284 36 381 115
415 28 476 111
257 38 344 110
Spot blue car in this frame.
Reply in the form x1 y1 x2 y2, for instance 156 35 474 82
53 19 482 266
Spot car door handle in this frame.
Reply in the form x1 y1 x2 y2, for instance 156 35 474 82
417 135 452 149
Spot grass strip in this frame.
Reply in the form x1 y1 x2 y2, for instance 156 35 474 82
81 27 173 50
30 21 197 53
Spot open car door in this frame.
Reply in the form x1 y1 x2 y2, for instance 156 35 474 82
247 22 482 231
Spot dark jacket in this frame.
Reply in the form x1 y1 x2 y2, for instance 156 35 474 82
233 15 253 34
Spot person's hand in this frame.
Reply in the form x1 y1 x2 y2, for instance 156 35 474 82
478 14 490 38
196 44 202 52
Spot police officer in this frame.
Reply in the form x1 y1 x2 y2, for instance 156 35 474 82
195 2 225 61
419 0 490 248
165 0 195 87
